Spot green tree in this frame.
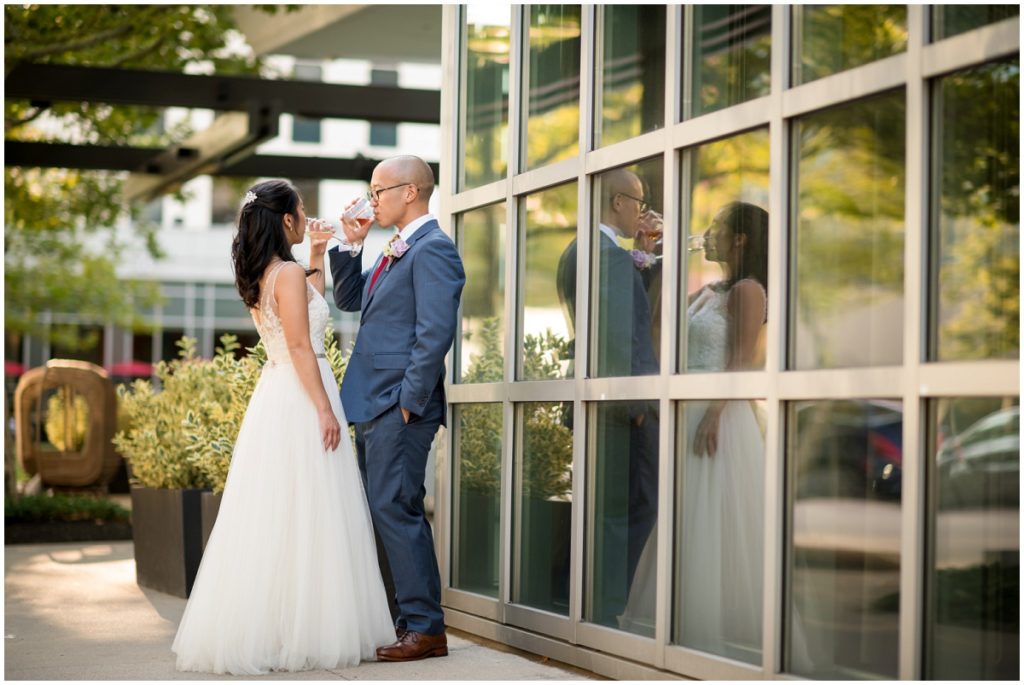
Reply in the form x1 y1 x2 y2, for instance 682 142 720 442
4 5 265 350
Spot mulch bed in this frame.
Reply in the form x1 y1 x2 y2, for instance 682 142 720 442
5 520 132 545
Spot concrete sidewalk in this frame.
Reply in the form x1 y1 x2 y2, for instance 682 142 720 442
4 541 600 681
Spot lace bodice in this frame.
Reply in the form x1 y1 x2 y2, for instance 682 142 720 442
686 279 766 372
250 261 330 365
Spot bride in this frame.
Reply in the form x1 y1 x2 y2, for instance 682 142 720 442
617 202 767 663
172 180 395 675
678 202 768 663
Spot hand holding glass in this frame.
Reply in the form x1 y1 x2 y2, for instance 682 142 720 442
338 197 374 248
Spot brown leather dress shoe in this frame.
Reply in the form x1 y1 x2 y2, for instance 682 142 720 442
376 630 448 661
395 626 407 640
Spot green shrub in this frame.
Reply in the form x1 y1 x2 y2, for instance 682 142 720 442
5 493 130 523
114 331 350 494
458 317 573 501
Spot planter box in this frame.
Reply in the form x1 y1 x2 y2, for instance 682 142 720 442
200 490 222 551
130 485 205 598
4 520 132 545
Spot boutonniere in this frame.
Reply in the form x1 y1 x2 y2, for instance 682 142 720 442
630 249 658 270
382 235 409 270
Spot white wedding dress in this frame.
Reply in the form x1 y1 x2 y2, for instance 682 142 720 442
172 261 395 675
617 280 765 661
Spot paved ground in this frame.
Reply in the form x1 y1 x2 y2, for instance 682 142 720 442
5 541 600 680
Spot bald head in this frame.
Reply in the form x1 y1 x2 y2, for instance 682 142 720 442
378 155 435 206
603 168 642 212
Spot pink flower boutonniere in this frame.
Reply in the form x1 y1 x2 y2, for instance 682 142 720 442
382 235 409 271
383 235 409 260
630 249 658 270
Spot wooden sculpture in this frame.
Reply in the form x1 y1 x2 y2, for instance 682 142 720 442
14 360 122 488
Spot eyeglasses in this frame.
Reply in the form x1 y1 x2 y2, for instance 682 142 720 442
617 192 650 213
366 183 414 203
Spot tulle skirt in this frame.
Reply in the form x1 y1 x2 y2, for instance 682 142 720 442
171 359 395 675
679 399 765 661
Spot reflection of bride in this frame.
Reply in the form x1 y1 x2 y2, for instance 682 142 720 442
619 202 768 661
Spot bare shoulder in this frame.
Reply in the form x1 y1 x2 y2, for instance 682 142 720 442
274 261 307 292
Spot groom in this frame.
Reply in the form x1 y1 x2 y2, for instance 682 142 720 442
330 155 465 661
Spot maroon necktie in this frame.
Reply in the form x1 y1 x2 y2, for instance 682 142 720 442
368 255 390 296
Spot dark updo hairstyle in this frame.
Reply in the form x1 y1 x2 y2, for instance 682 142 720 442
720 201 769 295
231 179 318 309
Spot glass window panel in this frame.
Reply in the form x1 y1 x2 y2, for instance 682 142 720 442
513 401 573 615
932 59 1019 362
213 296 250 320
591 158 663 377
675 399 766 664
458 203 507 383
521 182 577 381
792 91 905 369
586 400 660 636
161 296 187 319
785 400 902 679
597 4 665 147
525 5 581 170
682 128 770 373
452 403 503 598
793 5 907 86
927 397 1019 680
933 5 1019 41
692 5 771 117
461 4 511 189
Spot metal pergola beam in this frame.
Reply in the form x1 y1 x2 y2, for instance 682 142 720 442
5 62 440 124
4 141 439 182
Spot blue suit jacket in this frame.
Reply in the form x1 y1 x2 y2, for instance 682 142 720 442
329 220 465 425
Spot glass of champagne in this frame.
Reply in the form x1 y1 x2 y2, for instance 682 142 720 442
305 217 339 240
686 234 705 253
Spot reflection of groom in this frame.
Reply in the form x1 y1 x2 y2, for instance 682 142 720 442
330 155 465 661
556 168 659 621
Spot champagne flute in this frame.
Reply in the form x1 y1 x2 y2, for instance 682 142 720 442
305 217 339 240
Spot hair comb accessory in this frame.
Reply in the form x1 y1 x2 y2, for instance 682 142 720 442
243 190 258 206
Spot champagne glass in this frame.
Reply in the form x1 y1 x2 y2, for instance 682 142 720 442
686 234 705 253
305 217 339 240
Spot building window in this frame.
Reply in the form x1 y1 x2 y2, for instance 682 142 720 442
292 63 322 143
210 177 246 225
931 58 1019 362
292 179 319 218
457 202 506 384
785 400 902 678
512 401 573 615
926 397 1019 680
524 5 581 170
370 68 399 147
792 5 907 86
932 5 1020 41
676 399 765 663
691 5 771 117
591 158 663 377
597 4 665 146
520 182 577 381
451 403 502 597
791 90 906 370
587 400 660 637
682 128 769 373
460 4 511 189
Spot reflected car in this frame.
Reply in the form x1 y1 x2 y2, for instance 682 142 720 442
794 399 903 501
935 406 1019 509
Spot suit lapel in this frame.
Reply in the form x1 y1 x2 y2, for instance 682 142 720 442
361 221 440 319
